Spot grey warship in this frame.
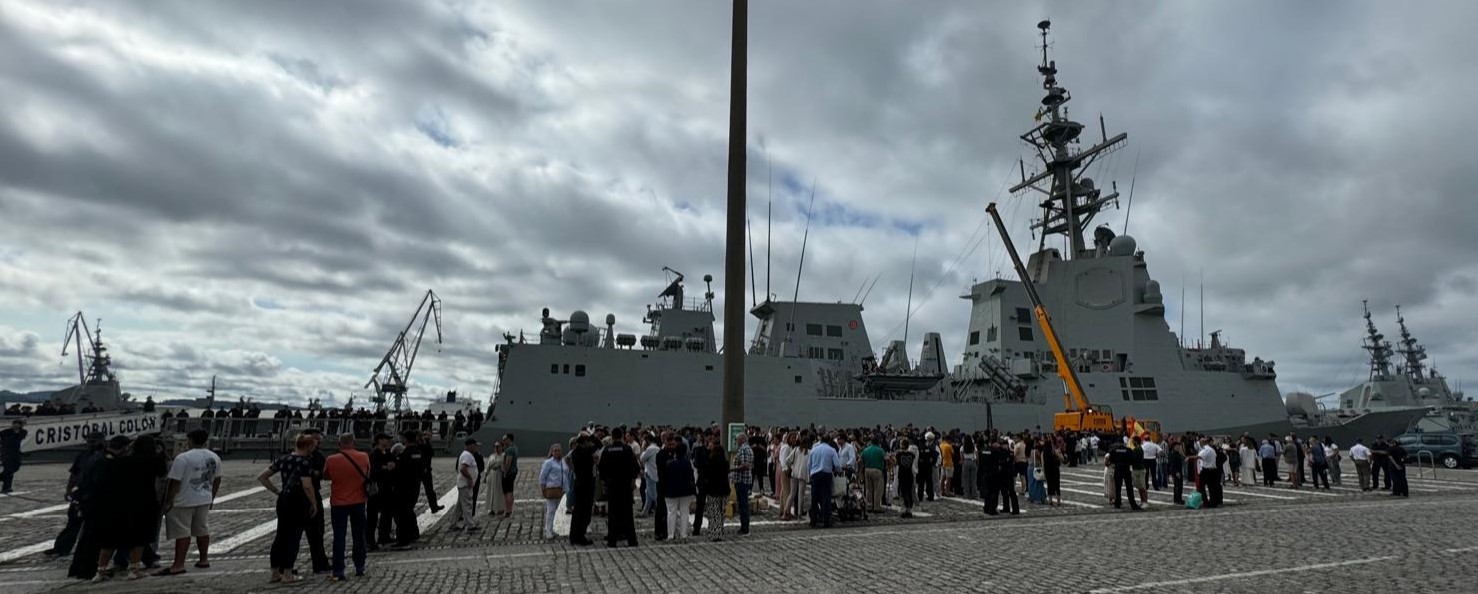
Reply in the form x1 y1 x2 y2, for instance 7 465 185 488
1306 301 1469 435
482 21 1412 448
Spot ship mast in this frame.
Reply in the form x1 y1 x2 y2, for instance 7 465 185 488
1392 305 1428 382
1361 300 1395 381
1009 20 1127 259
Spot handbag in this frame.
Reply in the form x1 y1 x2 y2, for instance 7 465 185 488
340 452 379 497
542 485 565 500
1032 466 1045 481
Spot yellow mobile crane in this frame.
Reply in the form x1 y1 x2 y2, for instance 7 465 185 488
985 203 1157 438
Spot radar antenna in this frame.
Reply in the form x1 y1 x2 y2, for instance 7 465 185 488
366 290 444 413
1360 300 1395 381
1392 305 1428 381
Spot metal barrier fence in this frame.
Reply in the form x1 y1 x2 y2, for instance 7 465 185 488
1415 450 1438 480
162 416 475 458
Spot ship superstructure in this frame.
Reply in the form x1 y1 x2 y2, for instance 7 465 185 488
1335 301 1470 431
479 20 1406 448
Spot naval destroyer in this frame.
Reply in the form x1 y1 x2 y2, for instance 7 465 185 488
481 21 1409 449
1292 301 1469 435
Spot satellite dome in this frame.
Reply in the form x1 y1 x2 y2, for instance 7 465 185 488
1108 235 1137 256
569 310 591 334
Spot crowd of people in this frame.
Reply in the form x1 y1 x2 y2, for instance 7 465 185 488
160 403 488 441
13 418 1421 584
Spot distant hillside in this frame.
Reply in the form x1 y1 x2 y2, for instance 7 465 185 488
0 389 56 403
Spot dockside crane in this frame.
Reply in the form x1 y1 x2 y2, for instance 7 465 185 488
986 203 1155 438
366 290 443 413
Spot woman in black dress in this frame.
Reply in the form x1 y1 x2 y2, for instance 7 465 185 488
1043 435 1063 507
91 434 165 582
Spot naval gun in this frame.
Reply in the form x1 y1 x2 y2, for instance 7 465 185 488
985 203 1159 440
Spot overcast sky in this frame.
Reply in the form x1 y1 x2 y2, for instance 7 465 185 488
2 0 1475 409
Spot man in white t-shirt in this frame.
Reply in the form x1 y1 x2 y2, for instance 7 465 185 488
1140 438 1162 497
450 438 481 531
158 429 221 575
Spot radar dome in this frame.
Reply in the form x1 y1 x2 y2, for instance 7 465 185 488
569 310 591 334
605 313 616 326
1144 280 1163 305
1108 235 1137 257
1418 387 1433 399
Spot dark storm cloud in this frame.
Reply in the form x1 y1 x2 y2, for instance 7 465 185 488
1 0 1475 407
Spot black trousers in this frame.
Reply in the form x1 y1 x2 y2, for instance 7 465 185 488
269 496 308 570
916 467 935 501
980 473 999 514
0 460 17 492
1261 458 1278 486
1113 469 1140 509
52 503 84 555
1390 465 1409 496
691 493 707 534
421 473 439 509
1198 469 1222 507
1171 472 1184 504
1311 462 1330 489
305 498 329 571
898 471 915 510
996 475 1018 514
394 484 419 545
569 484 594 544
605 482 637 546
654 490 668 540
367 489 393 544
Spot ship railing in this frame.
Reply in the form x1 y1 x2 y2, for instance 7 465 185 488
1415 450 1438 480
654 297 712 312
161 415 484 458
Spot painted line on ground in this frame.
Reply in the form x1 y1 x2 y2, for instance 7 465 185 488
214 495 329 554
1085 556 1396 593
416 488 461 532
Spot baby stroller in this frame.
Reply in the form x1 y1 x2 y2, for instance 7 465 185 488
835 472 869 522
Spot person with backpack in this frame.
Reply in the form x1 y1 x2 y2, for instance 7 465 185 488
321 434 373 582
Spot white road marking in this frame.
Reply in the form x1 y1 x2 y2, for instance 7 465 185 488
1086 556 1396 593
0 485 270 562
416 488 461 532
213 495 330 554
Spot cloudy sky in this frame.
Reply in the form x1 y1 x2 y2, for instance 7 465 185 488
2 0 1475 409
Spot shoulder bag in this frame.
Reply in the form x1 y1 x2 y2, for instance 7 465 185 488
340 452 379 497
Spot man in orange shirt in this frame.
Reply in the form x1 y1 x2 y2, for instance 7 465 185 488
939 437 956 496
322 434 372 582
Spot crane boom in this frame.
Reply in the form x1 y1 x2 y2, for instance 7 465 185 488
985 203 1094 416
366 290 444 413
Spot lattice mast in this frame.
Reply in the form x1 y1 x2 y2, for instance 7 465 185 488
1361 300 1395 381
1392 305 1428 382
1009 20 1127 259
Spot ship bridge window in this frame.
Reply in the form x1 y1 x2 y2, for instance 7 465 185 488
807 346 824 359
827 348 844 361
1018 327 1034 342
563 364 570 374
550 364 558 375
575 364 586 377
826 325 843 337
969 331 980 346
1015 307 1031 323
806 324 823 336
1119 376 1159 401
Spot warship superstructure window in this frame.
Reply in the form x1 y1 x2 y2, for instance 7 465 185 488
807 346 824 359
1015 308 1031 322
827 348 844 361
563 364 570 374
1120 376 1159 401
550 364 559 374
794 375 802 383
806 324 823 336
826 325 843 337
969 331 980 346
1018 327 1034 341
575 364 586 377
986 327 997 342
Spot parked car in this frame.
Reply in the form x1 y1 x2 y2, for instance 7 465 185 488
1392 431 1478 469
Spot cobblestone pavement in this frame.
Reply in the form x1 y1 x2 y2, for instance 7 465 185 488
4 458 1478 593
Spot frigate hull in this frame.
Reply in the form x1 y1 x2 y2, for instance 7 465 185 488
480 342 1297 451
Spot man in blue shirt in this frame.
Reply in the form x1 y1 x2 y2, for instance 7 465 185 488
807 436 842 528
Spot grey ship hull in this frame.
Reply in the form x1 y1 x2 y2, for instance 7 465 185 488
478 344 1296 451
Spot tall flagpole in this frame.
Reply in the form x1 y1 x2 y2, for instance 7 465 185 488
721 0 748 434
